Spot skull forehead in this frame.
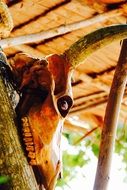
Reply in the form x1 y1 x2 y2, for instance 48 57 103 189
11 53 70 94
46 54 71 95
47 54 67 83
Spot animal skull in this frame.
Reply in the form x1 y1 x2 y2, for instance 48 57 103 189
11 53 73 190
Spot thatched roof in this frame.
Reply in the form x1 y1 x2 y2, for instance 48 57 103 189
2 0 127 132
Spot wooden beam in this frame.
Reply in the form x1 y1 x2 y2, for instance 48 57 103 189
14 45 45 58
0 9 122 48
80 74 110 93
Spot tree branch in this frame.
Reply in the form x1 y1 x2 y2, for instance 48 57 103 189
0 53 39 190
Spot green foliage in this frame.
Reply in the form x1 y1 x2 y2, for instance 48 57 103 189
63 150 87 168
92 144 99 157
64 132 82 145
57 132 87 188
57 129 100 188
115 122 127 171
57 122 127 188
0 176 10 184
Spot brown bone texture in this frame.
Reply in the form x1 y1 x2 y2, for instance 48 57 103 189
11 53 73 190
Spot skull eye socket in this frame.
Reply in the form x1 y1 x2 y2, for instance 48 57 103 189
16 85 49 116
57 96 73 117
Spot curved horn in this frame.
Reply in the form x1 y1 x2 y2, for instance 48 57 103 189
64 24 127 68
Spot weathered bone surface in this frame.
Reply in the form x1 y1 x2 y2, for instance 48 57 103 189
10 24 127 190
11 53 73 190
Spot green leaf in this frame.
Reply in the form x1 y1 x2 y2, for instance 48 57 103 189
63 150 87 168
92 144 99 157
0 176 10 184
63 132 82 145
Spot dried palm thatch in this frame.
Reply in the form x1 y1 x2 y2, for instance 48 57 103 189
1 0 127 130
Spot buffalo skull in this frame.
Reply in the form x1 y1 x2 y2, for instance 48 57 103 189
9 24 127 190
10 52 73 190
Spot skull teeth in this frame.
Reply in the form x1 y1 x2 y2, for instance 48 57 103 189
29 159 37 165
21 116 37 165
25 142 34 146
28 152 36 159
26 146 35 152
23 137 33 142
23 132 32 137
23 127 30 133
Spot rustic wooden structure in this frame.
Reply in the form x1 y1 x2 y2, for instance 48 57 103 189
1 0 126 132
0 0 127 190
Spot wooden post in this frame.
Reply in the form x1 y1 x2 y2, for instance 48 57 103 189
93 39 127 190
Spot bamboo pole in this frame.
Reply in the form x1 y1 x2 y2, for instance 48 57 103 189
0 9 122 48
93 39 127 190
0 53 39 190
